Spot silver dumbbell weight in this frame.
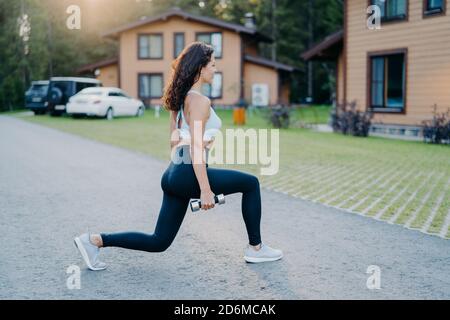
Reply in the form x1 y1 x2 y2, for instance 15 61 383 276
190 194 225 212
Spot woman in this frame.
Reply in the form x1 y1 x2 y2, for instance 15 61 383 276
74 42 283 271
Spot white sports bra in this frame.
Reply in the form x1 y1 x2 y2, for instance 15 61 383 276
176 90 222 141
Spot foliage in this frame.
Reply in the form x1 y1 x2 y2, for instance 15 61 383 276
331 101 373 137
422 105 450 145
263 105 291 128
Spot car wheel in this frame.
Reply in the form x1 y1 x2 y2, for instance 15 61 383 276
106 107 114 120
49 87 63 105
136 106 144 117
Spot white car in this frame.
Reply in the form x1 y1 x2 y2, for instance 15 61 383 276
66 87 145 120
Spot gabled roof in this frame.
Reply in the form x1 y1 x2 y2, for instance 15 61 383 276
76 57 118 74
101 7 273 43
244 54 297 72
301 29 343 61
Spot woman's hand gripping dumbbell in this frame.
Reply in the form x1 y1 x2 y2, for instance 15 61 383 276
190 193 226 212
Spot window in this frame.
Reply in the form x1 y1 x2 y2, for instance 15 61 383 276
201 73 222 99
371 0 407 22
76 82 98 93
138 74 163 98
196 32 223 58
30 84 49 95
368 50 406 113
117 92 130 99
108 91 128 98
424 0 446 16
174 33 185 58
138 34 163 59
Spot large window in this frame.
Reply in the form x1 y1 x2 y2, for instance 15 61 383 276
196 32 223 58
174 33 185 58
138 34 163 59
369 50 406 113
138 74 163 98
423 0 446 16
201 73 222 99
371 0 408 22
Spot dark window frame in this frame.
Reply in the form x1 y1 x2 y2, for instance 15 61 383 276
202 72 223 100
195 31 223 59
368 0 409 25
137 33 164 60
173 32 185 59
366 48 408 114
423 0 446 18
138 73 164 99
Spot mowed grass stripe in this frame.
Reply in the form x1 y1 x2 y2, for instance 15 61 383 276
327 162 400 207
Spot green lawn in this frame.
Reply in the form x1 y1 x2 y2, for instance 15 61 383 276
10 106 450 239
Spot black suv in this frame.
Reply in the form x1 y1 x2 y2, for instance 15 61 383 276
47 77 102 116
25 80 49 115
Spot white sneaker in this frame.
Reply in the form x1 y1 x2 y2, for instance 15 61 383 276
244 242 283 263
74 233 107 271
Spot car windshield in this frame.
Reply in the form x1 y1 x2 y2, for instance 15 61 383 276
30 84 48 94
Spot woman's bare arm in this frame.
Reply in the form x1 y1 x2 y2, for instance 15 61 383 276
169 110 180 149
188 96 211 191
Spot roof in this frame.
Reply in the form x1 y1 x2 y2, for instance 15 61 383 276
50 77 101 83
101 7 273 43
82 86 119 91
244 54 297 72
301 29 343 61
76 57 118 74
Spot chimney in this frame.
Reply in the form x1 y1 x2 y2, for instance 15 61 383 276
244 13 255 29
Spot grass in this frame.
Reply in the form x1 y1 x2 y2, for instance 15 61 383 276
10 105 450 239
292 105 331 125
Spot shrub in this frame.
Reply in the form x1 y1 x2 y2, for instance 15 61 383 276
266 104 291 129
422 105 450 145
331 101 373 137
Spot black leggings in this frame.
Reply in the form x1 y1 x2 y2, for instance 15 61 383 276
100 145 262 252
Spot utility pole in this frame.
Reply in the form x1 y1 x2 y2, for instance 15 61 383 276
271 0 277 61
47 7 53 77
18 0 31 109
47 17 53 78
307 0 314 103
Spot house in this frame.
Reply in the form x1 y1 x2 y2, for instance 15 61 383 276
77 7 296 108
302 0 450 138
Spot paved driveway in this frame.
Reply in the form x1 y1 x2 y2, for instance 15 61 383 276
1 115 449 299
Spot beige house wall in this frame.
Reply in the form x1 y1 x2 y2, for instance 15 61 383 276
337 52 344 106
346 0 450 126
244 62 279 105
97 64 119 88
119 15 241 106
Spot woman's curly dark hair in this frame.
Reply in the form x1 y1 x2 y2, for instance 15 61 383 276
162 42 214 112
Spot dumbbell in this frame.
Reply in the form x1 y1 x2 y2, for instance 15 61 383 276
190 194 225 212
